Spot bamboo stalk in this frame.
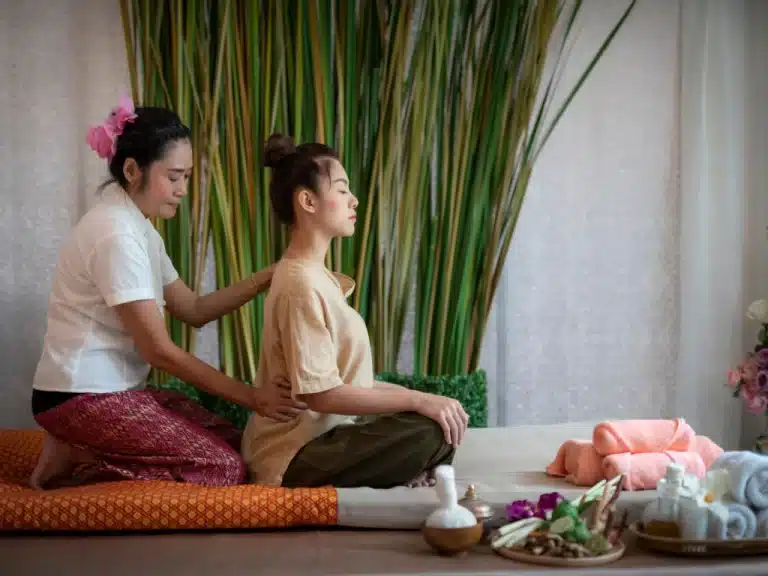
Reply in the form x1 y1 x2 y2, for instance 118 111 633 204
120 0 636 385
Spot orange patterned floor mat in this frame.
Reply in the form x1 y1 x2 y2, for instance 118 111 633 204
0 429 337 532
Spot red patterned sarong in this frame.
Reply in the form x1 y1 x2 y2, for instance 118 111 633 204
34 390 245 487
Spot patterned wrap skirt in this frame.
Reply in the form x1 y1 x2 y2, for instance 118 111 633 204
32 389 246 488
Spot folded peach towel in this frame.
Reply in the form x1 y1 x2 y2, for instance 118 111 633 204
546 419 725 490
545 440 604 486
693 435 725 468
602 452 706 490
592 418 695 455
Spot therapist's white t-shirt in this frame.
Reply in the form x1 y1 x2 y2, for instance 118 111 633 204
33 188 179 394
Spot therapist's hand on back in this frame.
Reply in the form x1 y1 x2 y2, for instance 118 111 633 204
250 379 307 422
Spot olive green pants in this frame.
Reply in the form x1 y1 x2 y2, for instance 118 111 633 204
281 411 455 489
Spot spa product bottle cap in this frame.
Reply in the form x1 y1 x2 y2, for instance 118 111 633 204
665 463 684 483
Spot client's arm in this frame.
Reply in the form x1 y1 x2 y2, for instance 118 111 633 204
373 380 406 391
299 385 466 448
278 289 469 447
299 384 419 415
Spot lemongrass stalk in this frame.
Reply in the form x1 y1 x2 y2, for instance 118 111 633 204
412 0 636 375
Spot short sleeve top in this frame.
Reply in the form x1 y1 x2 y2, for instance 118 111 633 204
241 257 374 486
32 188 179 394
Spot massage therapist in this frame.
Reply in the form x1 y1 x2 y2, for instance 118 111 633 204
29 97 305 490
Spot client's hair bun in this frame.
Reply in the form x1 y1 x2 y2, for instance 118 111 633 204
263 133 297 168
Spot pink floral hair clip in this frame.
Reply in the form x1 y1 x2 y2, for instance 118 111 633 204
86 95 138 160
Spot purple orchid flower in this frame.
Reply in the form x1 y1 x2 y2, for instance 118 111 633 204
535 492 565 519
505 499 536 521
505 492 566 522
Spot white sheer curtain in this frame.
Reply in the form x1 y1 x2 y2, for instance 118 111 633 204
475 0 766 450
477 0 681 431
0 0 130 428
676 0 768 450
676 0 748 450
741 0 768 448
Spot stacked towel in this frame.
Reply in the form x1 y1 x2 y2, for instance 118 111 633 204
546 418 724 491
756 508 768 538
694 435 726 469
703 499 758 540
706 450 768 539
710 451 768 509
545 440 604 486
720 501 758 539
593 418 696 454
704 502 728 539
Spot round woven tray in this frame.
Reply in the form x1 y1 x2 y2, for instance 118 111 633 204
630 522 768 557
493 539 626 567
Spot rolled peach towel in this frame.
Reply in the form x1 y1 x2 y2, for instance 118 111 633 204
693 435 725 468
592 418 696 456
602 451 706 491
545 440 604 486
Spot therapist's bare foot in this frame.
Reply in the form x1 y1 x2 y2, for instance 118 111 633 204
29 433 93 490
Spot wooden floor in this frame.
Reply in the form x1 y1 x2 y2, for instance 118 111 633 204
3 529 768 575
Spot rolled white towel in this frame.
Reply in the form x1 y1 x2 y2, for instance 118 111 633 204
756 508 768 538
715 500 757 540
710 451 768 510
705 502 729 540
688 500 757 541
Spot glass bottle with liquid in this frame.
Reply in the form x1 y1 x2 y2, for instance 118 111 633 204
641 462 684 538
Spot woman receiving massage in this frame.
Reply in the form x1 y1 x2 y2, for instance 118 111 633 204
29 98 306 490
241 134 469 489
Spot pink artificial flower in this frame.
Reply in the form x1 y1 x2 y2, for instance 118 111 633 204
727 369 742 388
105 95 138 136
744 377 761 397
740 385 768 414
86 125 115 159
85 95 137 160
744 359 759 383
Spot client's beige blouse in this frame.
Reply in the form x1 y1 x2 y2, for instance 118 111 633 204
241 257 374 486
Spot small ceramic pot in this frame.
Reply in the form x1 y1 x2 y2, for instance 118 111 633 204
422 521 484 557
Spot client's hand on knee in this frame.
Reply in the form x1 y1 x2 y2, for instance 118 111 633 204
250 379 308 422
414 393 469 448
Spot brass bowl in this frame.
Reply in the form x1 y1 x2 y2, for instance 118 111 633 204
422 521 484 556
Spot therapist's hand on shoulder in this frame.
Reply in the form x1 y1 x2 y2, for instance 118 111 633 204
250 379 307 422
250 262 278 296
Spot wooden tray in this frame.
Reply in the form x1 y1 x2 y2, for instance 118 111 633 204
494 540 626 567
630 522 768 557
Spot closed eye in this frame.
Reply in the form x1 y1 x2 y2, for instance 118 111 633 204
169 168 193 182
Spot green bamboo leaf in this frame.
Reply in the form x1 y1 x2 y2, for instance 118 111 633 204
122 0 633 385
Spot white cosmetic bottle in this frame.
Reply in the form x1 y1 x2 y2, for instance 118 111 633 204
641 462 684 538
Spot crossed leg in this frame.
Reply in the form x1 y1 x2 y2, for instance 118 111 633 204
281 412 455 489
